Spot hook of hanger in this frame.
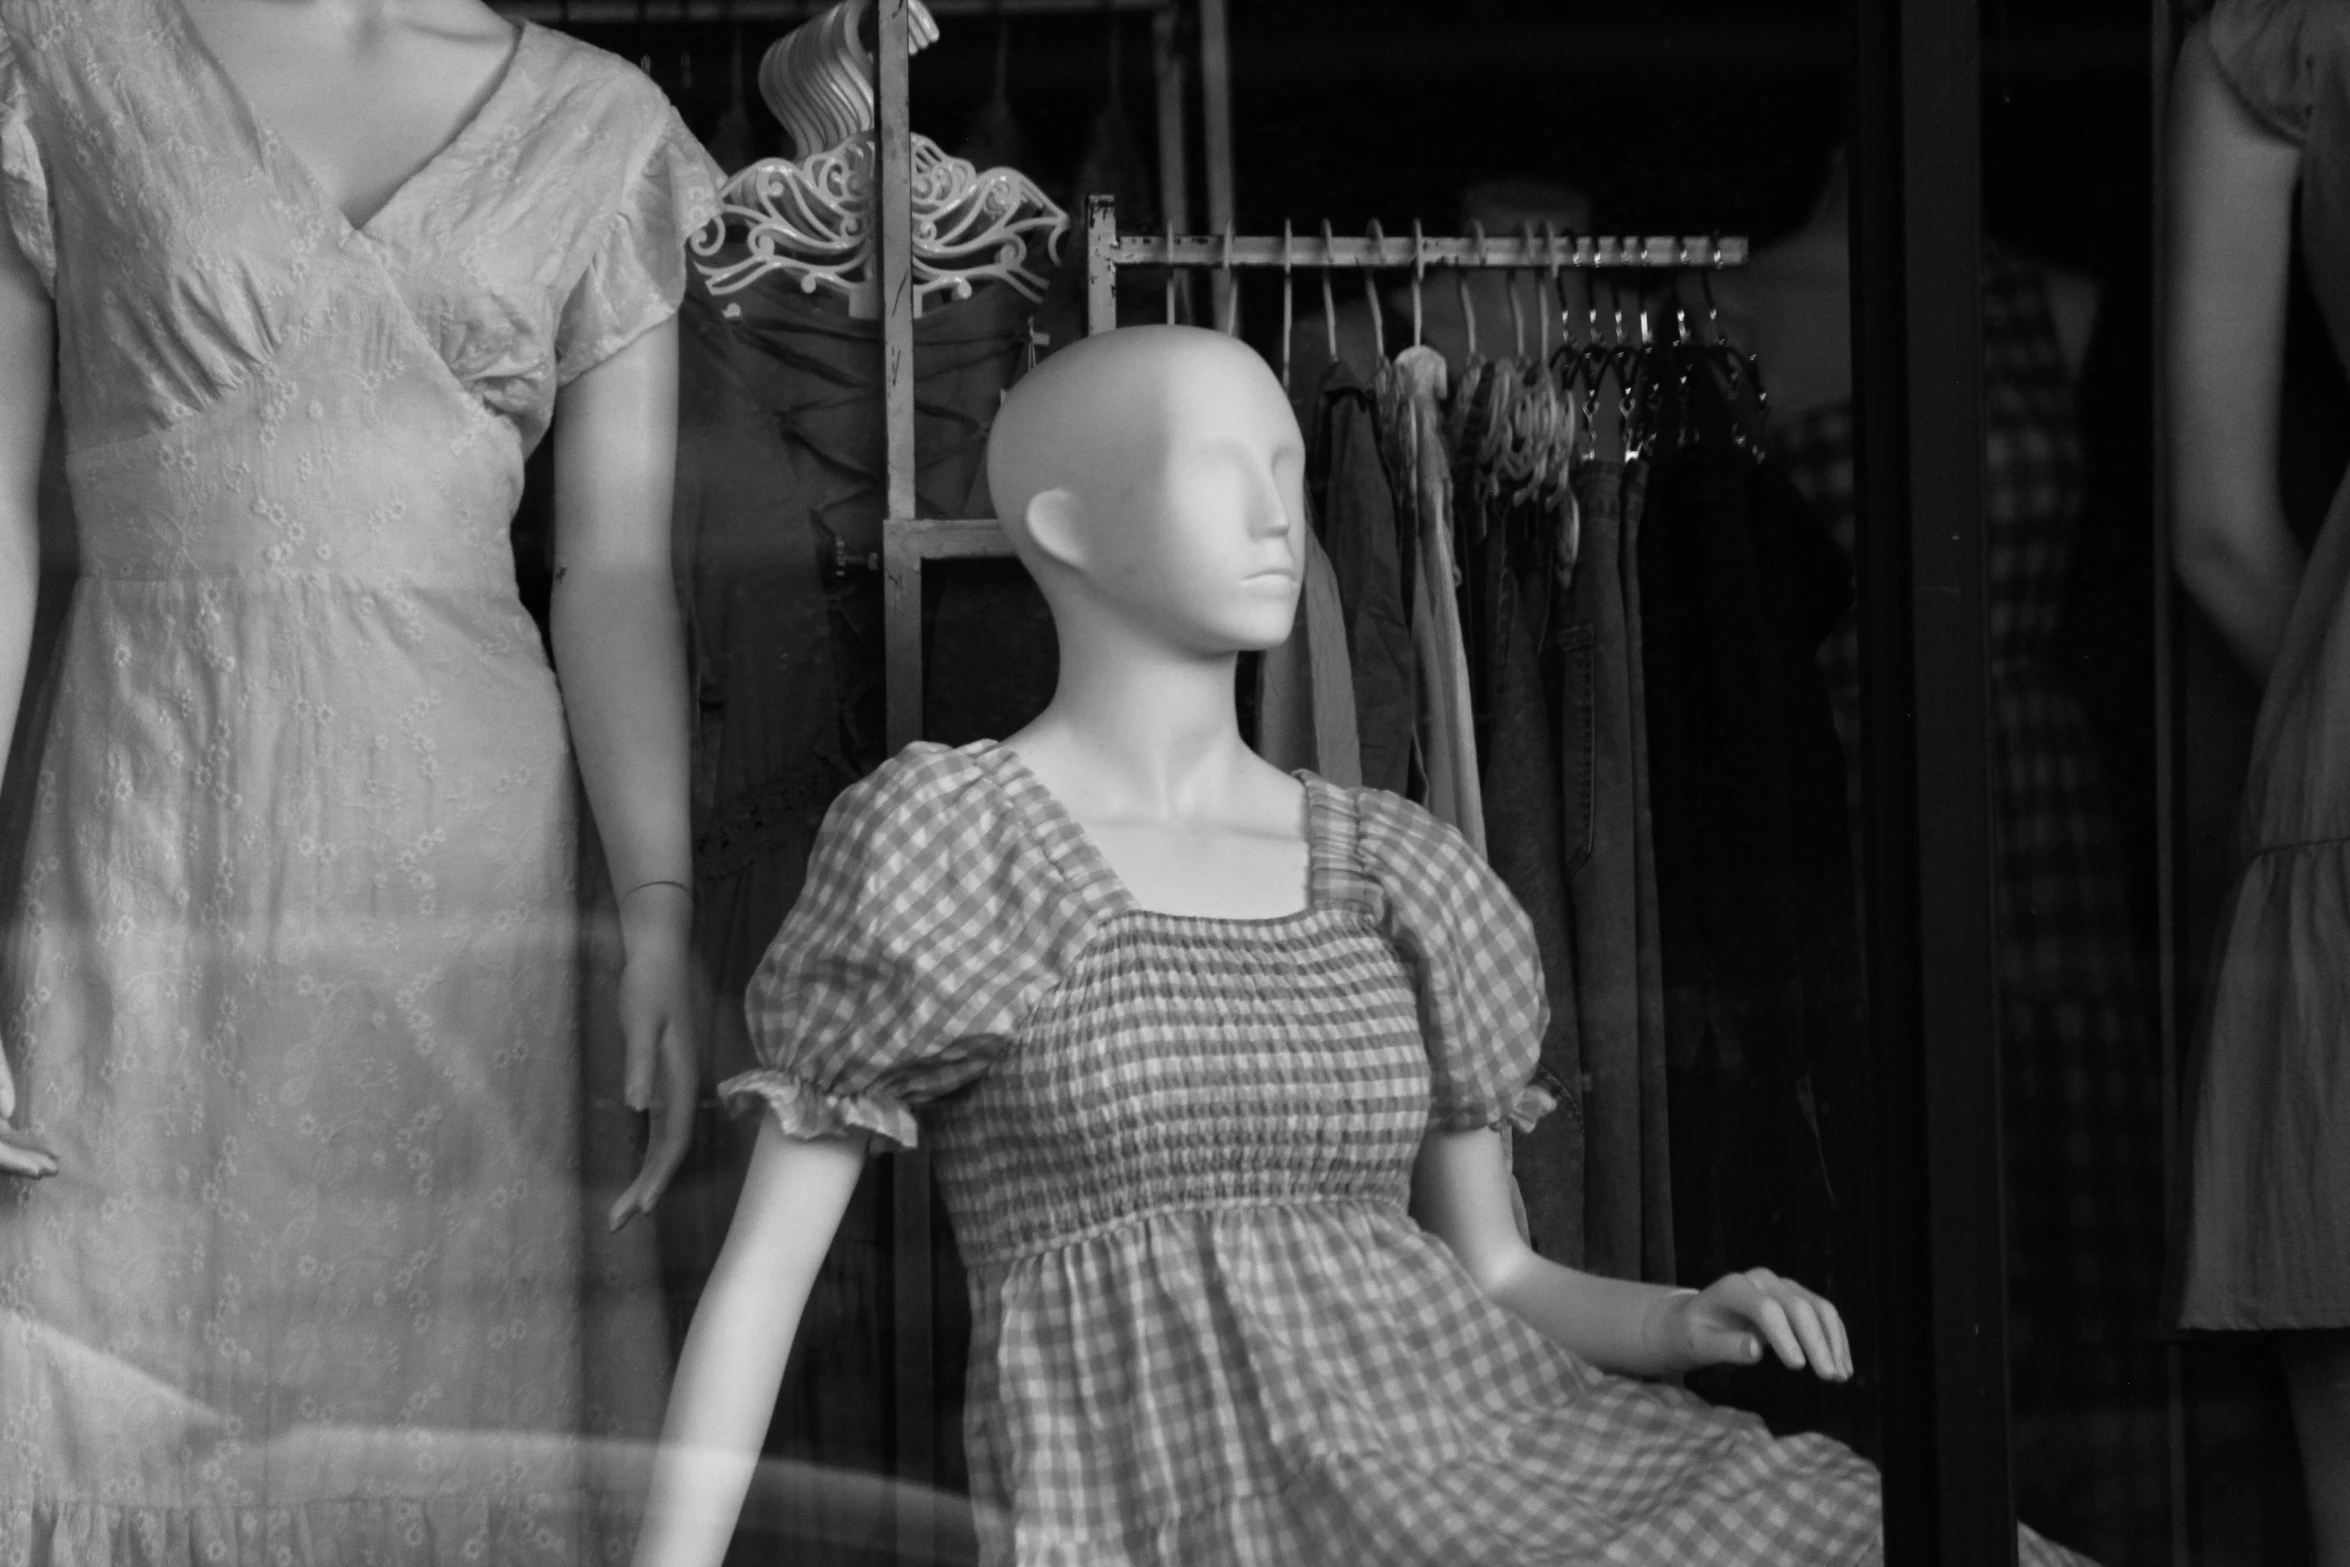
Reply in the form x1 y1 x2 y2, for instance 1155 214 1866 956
1280 218 1295 392
1219 220 1238 336
1364 220 1389 363
1319 219 1339 365
1459 219 1485 362
1409 218 1426 350
1511 221 1533 362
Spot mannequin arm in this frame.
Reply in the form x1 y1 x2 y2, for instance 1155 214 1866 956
1410 1126 1850 1381
549 320 699 1228
633 1119 868 1567
0 208 55 1178
2168 21 2307 682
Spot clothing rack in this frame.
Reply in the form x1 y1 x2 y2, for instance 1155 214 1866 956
885 198 1750 757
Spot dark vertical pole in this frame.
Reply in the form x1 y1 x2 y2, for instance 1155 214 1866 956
1849 1 2015 1563
875 4 936 1560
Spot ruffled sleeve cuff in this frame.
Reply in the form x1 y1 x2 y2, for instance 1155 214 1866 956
719 1067 920 1152
0 31 55 297
1431 1070 1559 1137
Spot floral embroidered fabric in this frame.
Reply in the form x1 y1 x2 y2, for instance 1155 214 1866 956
0 1 721 1560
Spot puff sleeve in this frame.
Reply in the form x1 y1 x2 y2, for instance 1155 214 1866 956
554 86 724 384
1354 789 1556 1134
2207 0 2318 141
0 27 53 297
720 745 1091 1151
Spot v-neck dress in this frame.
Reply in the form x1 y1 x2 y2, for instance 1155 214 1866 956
726 742 2097 1567
0 1 721 1560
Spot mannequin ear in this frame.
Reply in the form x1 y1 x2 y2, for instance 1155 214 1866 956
1022 486 1090 574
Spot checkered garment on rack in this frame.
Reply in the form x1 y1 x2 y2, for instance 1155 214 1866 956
724 741 2092 1567
1769 251 2164 1374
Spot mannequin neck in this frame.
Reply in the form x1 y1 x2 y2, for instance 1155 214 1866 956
1011 613 1255 817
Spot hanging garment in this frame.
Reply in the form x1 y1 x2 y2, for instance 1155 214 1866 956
0 8 712 1559
1550 454 1676 1285
1449 361 1583 1265
1378 345 1485 853
1775 248 2164 1557
1253 529 1362 786
1615 456 1679 1289
1306 360 1417 796
1636 364 1870 1449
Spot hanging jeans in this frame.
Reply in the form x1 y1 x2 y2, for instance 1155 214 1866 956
1634 371 1869 1448
1557 457 1675 1285
1306 360 1416 797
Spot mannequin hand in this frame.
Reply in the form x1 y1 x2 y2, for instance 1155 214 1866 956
1651 1268 1852 1382
0 1041 57 1179
609 883 699 1231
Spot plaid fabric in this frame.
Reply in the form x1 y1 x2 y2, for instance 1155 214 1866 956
1770 252 2163 1562
731 742 2091 1566
1769 250 2163 1356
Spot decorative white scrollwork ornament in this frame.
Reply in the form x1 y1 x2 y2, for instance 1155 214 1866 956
691 0 1068 319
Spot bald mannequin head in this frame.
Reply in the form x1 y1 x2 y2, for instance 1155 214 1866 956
986 325 1307 656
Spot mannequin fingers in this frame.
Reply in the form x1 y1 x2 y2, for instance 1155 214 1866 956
0 1127 57 1179
1782 1294 1844 1381
1 1049 15 1118
1820 1298 1853 1380
1749 1293 1805 1370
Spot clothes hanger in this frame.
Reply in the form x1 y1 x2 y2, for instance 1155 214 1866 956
1319 219 1340 367
1509 222 1531 364
1280 218 1295 392
1409 218 1426 350
1364 220 1388 363
1458 219 1484 363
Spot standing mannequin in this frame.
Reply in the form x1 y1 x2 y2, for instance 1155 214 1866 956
631 326 2112 1567
2169 4 2350 1559
0 0 711 1556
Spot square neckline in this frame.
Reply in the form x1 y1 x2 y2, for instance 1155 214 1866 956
969 740 1335 928
153 0 535 242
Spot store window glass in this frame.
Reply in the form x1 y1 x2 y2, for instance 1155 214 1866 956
5 0 2282 1563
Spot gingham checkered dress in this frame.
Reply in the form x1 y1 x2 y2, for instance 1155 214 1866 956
726 741 2086 1567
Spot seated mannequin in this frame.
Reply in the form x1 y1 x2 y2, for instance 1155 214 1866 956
633 327 2107 1567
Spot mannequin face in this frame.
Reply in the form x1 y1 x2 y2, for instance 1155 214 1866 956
1089 358 1308 654
994 327 1310 657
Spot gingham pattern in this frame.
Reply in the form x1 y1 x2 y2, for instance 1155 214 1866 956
729 742 2093 1566
1769 251 2164 1361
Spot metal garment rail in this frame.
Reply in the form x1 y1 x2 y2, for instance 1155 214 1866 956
883 199 1751 762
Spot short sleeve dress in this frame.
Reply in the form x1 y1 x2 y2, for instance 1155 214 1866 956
0 0 720 1559
729 741 2095 1566
2174 0 2350 1330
